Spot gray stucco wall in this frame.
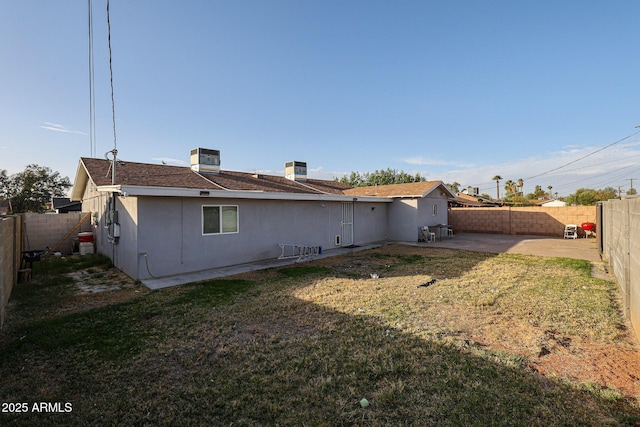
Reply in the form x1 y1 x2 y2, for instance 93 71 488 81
353 202 388 245
130 197 388 280
417 196 450 227
387 199 418 241
387 195 450 242
112 196 139 278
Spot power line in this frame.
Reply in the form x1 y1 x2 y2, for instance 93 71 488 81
87 0 96 157
106 0 117 152
524 129 640 181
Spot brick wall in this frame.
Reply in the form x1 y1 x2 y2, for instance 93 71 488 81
601 197 640 342
449 206 597 237
23 212 92 255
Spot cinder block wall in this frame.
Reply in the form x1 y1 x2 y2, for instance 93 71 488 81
0 216 21 330
449 206 596 237
23 212 92 254
601 197 640 342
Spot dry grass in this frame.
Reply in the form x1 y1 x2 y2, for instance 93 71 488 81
1 246 639 426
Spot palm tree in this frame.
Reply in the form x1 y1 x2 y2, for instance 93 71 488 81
547 185 553 199
517 178 524 195
492 175 502 200
504 180 516 196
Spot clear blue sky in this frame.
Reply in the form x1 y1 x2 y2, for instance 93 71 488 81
2 0 640 197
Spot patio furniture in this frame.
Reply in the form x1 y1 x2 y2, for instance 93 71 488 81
563 224 578 239
436 224 452 240
418 226 436 243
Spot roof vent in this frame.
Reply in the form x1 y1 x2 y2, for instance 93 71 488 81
285 161 307 182
190 148 220 174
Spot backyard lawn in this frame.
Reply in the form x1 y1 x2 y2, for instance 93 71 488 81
1 245 639 426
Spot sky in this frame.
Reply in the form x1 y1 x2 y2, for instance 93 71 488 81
2 0 640 198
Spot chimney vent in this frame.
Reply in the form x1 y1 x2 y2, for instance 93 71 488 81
190 148 220 174
285 161 307 182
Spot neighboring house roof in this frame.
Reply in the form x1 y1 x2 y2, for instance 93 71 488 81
52 197 82 212
343 181 455 198
71 158 385 202
541 199 567 207
451 192 499 207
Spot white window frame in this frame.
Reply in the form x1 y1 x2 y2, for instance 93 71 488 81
202 205 239 235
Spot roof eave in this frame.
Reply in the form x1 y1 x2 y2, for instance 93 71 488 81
94 185 393 203
70 160 90 201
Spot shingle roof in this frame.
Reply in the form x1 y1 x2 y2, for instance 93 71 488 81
343 181 445 198
79 158 350 195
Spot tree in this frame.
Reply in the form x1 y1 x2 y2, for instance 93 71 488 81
446 182 461 194
0 164 71 213
517 178 524 195
492 175 502 200
504 180 517 196
338 168 426 187
627 188 637 196
547 185 553 199
564 187 616 206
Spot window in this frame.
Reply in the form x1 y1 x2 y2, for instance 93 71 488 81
203 205 238 234
432 204 437 216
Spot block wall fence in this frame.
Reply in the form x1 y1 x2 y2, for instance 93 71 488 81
449 206 596 237
601 198 640 342
23 212 92 255
0 216 22 330
1 213 90 330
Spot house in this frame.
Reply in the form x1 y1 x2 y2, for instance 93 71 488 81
51 197 82 213
541 199 567 207
70 148 453 282
344 181 456 241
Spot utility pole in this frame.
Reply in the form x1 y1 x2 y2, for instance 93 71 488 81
617 186 624 198
627 178 637 190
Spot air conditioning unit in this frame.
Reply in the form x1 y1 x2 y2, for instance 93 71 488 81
190 148 220 174
467 186 479 196
285 161 307 182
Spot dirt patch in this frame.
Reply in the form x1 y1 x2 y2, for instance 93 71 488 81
69 267 137 295
530 338 640 397
58 267 146 314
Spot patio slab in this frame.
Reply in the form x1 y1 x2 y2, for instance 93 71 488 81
414 232 601 262
141 243 383 290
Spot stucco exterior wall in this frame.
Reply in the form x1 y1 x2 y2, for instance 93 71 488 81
387 199 418 241
449 206 596 237
353 202 388 245
111 195 139 278
386 195 450 242
123 196 388 280
417 196 450 227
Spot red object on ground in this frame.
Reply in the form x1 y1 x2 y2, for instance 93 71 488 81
78 232 94 242
581 222 595 232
